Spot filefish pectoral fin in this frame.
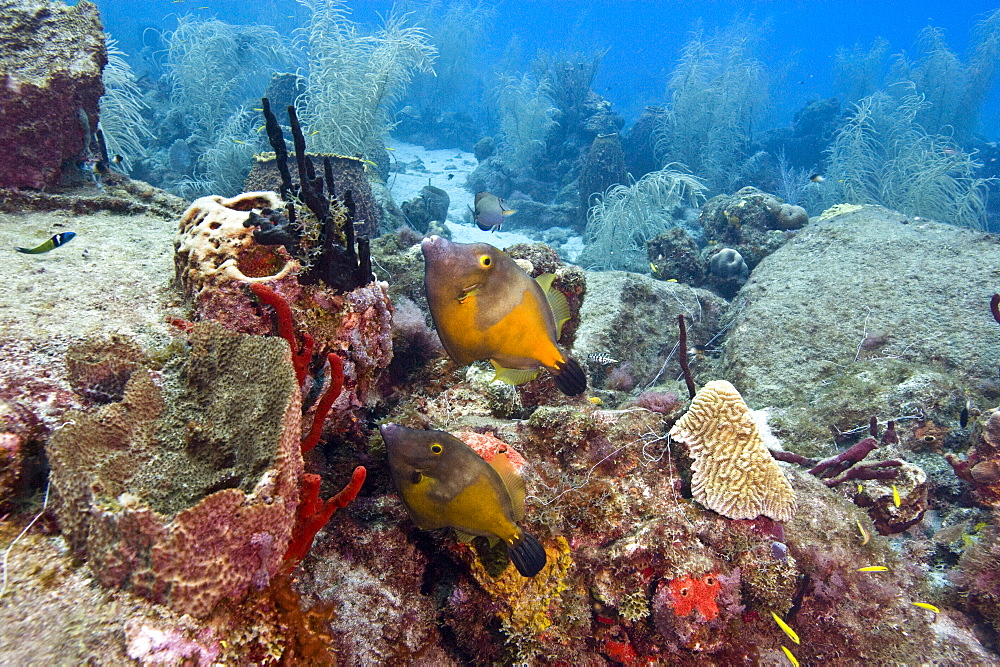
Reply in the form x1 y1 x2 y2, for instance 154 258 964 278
454 530 477 543
551 355 587 396
490 452 527 521
507 531 546 577
491 361 539 386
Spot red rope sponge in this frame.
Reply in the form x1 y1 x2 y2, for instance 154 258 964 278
301 353 344 453
282 466 366 571
249 282 313 386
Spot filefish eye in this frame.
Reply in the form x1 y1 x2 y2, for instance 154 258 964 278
479 255 491 267
430 443 443 454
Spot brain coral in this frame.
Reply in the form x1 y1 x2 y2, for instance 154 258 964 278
669 380 796 522
46 324 303 618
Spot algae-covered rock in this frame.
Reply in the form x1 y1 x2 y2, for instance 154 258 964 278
722 205 1000 448
571 271 727 388
0 0 107 190
46 324 303 618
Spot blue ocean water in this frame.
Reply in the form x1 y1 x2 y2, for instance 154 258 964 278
95 0 1000 134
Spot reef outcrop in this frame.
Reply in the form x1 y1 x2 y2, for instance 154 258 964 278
0 0 107 190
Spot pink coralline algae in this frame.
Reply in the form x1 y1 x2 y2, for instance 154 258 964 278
125 622 221 666
454 431 527 471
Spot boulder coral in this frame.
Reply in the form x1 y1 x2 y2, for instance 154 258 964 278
46 324 304 618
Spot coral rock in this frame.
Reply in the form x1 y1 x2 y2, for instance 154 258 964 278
46 325 303 618
669 380 797 522
0 0 107 189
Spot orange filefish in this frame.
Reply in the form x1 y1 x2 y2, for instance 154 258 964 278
379 423 546 577
421 235 587 395
472 191 515 232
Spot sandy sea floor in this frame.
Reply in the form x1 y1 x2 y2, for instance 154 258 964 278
386 140 582 254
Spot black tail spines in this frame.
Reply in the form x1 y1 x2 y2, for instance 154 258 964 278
507 531 547 577
553 355 587 396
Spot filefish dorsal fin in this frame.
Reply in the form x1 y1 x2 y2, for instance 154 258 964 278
490 452 526 521
490 360 539 386
536 273 571 339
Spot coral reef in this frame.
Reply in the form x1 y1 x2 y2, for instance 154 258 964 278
949 407 1000 508
571 271 727 388
46 324 303 618
578 132 627 226
699 186 805 271
950 516 1000 637
298 0 436 160
669 380 797 522
654 21 768 195
0 0 107 189
64 334 148 404
580 167 707 271
647 227 706 285
707 247 749 298
827 91 993 229
244 152 383 239
399 184 450 234
175 191 293 300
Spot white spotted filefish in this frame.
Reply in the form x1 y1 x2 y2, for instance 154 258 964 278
379 423 547 577
15 232 76 254
421 235 587 395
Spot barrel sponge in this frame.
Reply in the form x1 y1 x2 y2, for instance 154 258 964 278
668 380 796 522
174 191 295 298
46 324 304 618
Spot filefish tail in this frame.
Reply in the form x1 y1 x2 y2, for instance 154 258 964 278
552 355 587 396
507 531 546 577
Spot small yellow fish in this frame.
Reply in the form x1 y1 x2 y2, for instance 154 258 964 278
232 139 246 145
856 518 870 545
858 566 888 572
385 146 396 151
256 125 266 132
771 612 800 645
310 130 320 135
857 483 864 493
912 602 940 613
588 396 603 405
892 484 901 507
253 108 263 111
781 645 800 667
666 278 678 282
379 423 546 577
422 236 586 395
